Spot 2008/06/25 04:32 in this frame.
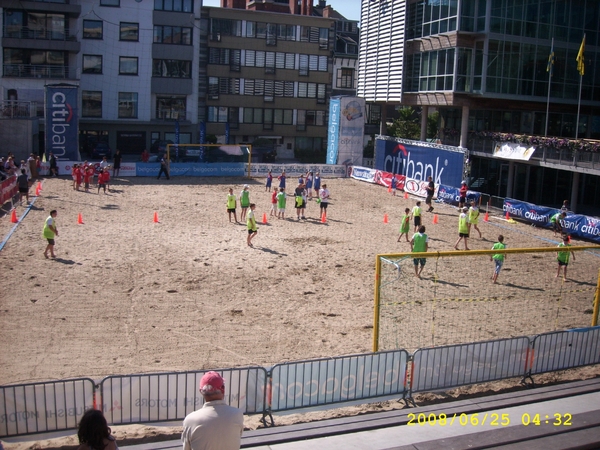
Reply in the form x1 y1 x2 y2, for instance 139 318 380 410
407 412 573 427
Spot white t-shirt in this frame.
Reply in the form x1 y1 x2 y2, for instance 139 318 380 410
319 188 329 203
182 400 243 450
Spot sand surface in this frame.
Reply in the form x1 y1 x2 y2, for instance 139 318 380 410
1 175 599 449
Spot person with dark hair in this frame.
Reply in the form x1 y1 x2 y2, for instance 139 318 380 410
77 409 118 450
17 169 30 204
182 371 243 450
49 153 58 177
43 209 59 259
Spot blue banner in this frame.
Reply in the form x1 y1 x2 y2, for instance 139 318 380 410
326 98 341 164
437 184 481 206
136 163 247 177
503 198 600 244
375 138 464 187
45 85 79 160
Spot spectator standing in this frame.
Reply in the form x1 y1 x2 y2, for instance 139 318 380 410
49 153 58 176
458 181 468 209
319 183 329 218
28 153 38 180
305 171 313 199
182 371 243 450
157 157 170 180
113 150 122 177
390 176 397 196
141 148 150 163
76 409 118 450
425 176 435 212
561 200 570 213
43 210 58 259
17 169 30 204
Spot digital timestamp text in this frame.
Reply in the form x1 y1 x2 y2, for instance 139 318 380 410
407 412 573 427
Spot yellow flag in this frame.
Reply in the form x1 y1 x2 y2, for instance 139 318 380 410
42 153 46 163
576 34 585 76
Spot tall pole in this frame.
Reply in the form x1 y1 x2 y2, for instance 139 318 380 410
544 38 554 137
575 33 585 140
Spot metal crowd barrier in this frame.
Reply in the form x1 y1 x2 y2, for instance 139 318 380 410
268 350 409 413
2 328 600 438
529 327 600 375
410 337 531 393
99 367 267 425
0 378 95 438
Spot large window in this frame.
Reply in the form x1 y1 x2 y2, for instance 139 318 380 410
118 92 138 118
210 18 241 39
119 57 138 75
154 0 193 12
82 55 102 74
83 20 102 39
153 25 192 45
337 68 354 89
120 22 139 41
152 59 191 78
156 96 186 120
207 106 239 123
3 10 66 40
82 91 102 117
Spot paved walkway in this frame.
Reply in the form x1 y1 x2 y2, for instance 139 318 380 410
122 378 600 450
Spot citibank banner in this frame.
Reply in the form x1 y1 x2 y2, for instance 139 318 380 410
437 184 481 206
45 85 79 161
375 136 465 187
503 198 600 244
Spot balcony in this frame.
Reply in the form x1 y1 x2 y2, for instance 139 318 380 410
3 27 80 52
0 101 37 119
154 109 188 122
3 64 74 79
0 1 81 15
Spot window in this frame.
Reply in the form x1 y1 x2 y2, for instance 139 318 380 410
156 96 186 120
82 91 102 117
118 92 138 118
120 22 139 41
152 59 191 78
207 106 229 123
3 48 67 78
119 57 138 75
83 55 102 74
154 0 193 12
3 10 66 40
100 0 120 5
210 18 241 38
153 25 192 45
337 68 354 89
83 20 102 39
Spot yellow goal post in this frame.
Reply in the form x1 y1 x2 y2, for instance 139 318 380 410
373 245 600 352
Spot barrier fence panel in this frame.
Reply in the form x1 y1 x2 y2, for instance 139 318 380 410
100 367 267 425
410 337 530 394
0 378 95 438
530 327 600 375
269 350 409 413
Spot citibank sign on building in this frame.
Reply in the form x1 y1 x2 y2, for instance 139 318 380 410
45 85 80 161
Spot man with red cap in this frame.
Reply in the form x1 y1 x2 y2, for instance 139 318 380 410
182 371 244 450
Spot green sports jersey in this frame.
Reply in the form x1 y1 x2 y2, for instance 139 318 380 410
227 194 236 209
277 192 286 208
492 242 506 261
458 213 469 234
412 232 427 253
400 214 410 233
550 213 561 223
557 242 571 263
240 190 250 207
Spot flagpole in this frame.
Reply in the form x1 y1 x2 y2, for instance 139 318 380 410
575 33 585 140
575 75 582 140
544 37 553 137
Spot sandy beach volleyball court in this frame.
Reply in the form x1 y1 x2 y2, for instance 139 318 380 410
1 175 598 449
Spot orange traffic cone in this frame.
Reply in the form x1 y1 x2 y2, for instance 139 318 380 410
35 185 41 196
383 213 389 224
404 191 409 199
10 209 18 223
321 212 327 223
262 213 268 224
77 213 84 224
36 181 42 192
505 211 510 220
153 211 159 223
484 211 489 222
387 185 392 193
433 214 439 224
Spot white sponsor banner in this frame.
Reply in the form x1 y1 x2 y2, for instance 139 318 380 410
337 97 365 166
349 166 376 182
404 177 439 199
493 141 536 161
41 161 137 177
250 164 346 178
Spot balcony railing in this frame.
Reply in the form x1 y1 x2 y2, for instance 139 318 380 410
0 101 37 119
155 109 187 121
3 64 72 79
3 27 77 41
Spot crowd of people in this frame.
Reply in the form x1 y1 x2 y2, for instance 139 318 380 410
226 171 330 248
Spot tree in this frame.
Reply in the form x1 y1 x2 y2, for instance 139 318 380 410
387 107 420 140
